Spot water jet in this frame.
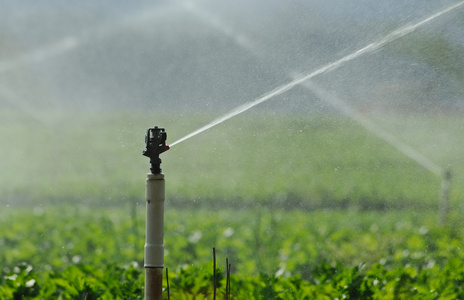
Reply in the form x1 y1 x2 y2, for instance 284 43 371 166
175 1 461 222
171 0 464 147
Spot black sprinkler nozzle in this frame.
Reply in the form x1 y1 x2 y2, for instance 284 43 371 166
143 126 169 174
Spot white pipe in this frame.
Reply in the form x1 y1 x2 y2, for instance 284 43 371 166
145 173 165 300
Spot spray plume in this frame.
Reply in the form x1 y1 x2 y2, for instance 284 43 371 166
178 0 452 176
0 4 176 73
302 81 444 175
170 0 464 147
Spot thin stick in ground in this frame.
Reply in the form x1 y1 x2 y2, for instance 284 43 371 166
213 247 217 300
226 258 231 300
228 262 231 299
166 268 170 300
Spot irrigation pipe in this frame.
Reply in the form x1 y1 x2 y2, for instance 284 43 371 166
144 173 165 300
143 126 169 300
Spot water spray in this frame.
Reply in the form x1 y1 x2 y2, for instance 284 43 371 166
142 126 169 300
301 81 444 176
175 1 461 223
180 0 445 177
172 0 464 147
0 4 177 74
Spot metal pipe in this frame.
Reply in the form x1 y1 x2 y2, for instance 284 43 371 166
145 173 165 300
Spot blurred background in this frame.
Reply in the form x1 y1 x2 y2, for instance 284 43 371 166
0 0 463 208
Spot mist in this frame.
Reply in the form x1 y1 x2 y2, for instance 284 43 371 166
1 0 462 206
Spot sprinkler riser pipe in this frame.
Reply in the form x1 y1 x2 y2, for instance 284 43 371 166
439 169 452 226
145 267 163 300
144 173 165 268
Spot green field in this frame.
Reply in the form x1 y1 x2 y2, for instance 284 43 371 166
1 110 464 298
1 110 462 208
2 206 464 299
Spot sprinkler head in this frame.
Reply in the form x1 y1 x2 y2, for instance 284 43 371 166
143 126 169 174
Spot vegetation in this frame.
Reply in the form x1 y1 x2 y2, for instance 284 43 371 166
1 111 463 298
2 206 464 299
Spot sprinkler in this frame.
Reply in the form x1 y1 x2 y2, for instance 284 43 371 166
142 126 169 300
143 126 170 174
